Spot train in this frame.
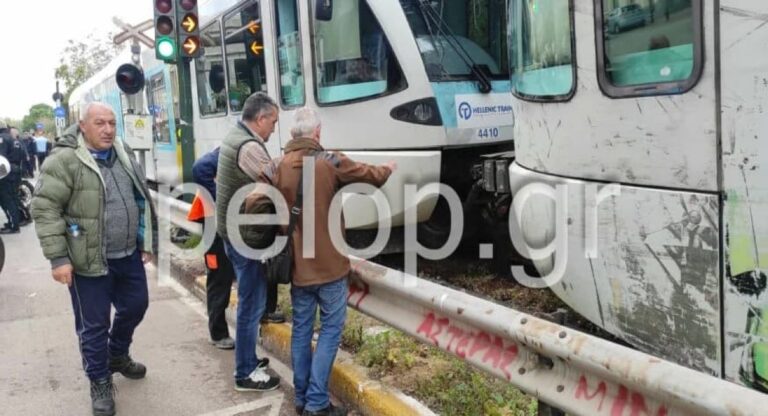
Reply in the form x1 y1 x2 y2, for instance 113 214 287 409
68 0 768 397
507 0 768 392
68 0 516 255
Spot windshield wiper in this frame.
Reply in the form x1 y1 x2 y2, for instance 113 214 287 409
416 0 492 93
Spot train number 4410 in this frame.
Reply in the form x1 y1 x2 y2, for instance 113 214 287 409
478 128 499 138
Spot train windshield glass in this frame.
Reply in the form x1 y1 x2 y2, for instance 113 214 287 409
509 0 574 100
401 0 509 81
599 0 696 89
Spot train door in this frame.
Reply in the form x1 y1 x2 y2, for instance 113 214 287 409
145 71 165 182
719 0 768 391
192 0 282 158
267 0 306 149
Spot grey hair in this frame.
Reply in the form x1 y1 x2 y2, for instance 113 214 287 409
290 107 321 138
79 102 116 121
241 92 278 122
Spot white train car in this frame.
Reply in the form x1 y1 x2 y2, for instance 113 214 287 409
507 0 768 391
191 0 515 247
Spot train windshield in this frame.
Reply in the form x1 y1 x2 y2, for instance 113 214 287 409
401 0 509 81
509 0 574 100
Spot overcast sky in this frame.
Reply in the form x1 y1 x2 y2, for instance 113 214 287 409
0 2 152 120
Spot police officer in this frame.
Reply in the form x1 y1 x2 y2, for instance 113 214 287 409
10 127 32 226
0 121 23 233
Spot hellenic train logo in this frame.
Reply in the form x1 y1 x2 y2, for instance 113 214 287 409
458 102 472 120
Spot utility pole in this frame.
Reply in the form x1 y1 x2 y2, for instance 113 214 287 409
176 58 196 184
52 81 65 137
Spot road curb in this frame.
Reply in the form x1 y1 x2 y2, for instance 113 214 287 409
190 275 434 416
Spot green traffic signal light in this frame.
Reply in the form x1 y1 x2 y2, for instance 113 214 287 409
156 36 177 61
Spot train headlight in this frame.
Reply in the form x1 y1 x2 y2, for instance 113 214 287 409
390 98 442 126
413 103 434 123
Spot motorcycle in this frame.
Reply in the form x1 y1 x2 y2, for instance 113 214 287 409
18 178 34 211
0 155 34 225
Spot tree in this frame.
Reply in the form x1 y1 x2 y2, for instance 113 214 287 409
54 32 123 111
21 104 54 135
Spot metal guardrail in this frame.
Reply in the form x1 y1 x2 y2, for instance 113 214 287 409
155 192 768 416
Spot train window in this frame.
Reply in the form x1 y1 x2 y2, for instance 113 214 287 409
595 0 703 97
148 73 171 144
311 0 406 105
402 0 509 81
195 21 227 116
224 4 268 112
276 0 305 107
509 0 575 101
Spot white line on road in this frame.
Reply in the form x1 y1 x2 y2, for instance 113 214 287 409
195 393 284 416
149 264 296 386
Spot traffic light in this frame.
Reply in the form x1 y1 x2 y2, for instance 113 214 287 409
154 0 177 62
177 0 201 58
241 4 263 62
115 63 145 95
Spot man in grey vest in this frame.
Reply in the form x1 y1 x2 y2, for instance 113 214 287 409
216 92 281 392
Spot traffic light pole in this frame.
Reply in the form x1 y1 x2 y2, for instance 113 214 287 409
177 57 196 185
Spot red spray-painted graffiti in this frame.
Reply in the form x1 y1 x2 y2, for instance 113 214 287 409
575 375 668 416
415 312 519 379
347 279 370 308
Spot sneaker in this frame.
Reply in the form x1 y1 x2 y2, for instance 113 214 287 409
210 336 235 350
0 227 19 234
235 369 280 392
256 357 270 369
261 311 286 324
109 354 147 379
302 403 348 416
89 377 116 416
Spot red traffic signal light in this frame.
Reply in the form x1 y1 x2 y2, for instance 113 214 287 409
156 0 172 13
178 0 196 11
115 63 145 95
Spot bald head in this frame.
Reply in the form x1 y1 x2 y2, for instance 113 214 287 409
79 102 117 151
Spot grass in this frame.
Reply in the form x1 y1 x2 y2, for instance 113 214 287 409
355 327 537 416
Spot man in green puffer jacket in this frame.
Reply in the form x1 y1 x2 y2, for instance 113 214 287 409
31 102 157 416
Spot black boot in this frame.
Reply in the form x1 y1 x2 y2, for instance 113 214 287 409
109 354 147 379
90 377 115 416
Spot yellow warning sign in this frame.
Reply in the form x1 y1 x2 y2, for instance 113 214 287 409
135 119 145 129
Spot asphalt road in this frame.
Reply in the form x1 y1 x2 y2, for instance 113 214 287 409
0 222 299 416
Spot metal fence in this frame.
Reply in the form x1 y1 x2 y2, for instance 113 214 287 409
155 191 768 415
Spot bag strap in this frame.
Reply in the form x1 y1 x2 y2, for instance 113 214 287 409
286 166 304 241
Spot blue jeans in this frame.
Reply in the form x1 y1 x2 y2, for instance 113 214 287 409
224 240 268 380
68 250 149 381
291 276 348 411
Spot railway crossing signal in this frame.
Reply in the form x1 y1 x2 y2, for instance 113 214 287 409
115 63 145 95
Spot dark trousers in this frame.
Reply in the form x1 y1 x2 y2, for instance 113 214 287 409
206 235 278 340
266 280 278 315
36 152 47 169
68 250 149 381
0 171 21 229
205 235 235 341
